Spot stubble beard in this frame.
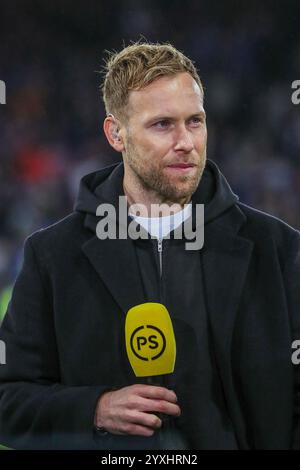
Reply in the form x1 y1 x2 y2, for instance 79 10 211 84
125 138 207 204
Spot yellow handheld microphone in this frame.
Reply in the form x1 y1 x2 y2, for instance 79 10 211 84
125 303 187 449
125 302 176 378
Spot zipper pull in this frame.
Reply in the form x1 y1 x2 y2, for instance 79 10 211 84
157 238 163 278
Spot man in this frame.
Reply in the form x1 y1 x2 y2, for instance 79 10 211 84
0 42 300 450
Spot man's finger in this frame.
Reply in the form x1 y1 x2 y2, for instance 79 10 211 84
144 399 181 417
124 410 162 430
134 385 178 403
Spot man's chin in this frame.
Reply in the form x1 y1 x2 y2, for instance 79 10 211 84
166 177 201 197
159 184 199 202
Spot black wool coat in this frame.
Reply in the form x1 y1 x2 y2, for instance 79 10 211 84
0 162 300 449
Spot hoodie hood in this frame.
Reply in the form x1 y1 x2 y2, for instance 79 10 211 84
74 159 239 230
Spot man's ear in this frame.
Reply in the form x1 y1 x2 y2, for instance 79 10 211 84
103 115 125 152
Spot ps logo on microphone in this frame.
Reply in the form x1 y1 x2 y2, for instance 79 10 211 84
125 303 176 377
130 325 166 361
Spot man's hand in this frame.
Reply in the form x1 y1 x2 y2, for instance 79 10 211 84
94 384 181 437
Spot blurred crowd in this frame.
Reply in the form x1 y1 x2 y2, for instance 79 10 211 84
1 0 300 319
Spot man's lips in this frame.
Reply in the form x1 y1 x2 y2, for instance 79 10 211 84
166 163 196 173
167 163 196 168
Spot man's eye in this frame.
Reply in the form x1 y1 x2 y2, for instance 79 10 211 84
153 120 170 129
190 117 204 125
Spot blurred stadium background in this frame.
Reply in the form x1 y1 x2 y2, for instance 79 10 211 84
0 0 300 322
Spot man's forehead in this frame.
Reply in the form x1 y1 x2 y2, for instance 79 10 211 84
127 72 203 116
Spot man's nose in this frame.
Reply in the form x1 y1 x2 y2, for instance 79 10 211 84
173 125 194 153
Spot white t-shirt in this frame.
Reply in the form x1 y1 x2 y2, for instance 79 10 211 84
129 204 192 239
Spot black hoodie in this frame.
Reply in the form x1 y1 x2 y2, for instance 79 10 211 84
74 159 239 449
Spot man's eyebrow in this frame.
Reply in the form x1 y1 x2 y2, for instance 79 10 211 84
191 110 206 118
146 115 174 124
145 111 206 125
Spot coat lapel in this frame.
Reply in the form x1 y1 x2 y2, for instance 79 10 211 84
82 233 145 315
202 206 254 447
80 163 147 315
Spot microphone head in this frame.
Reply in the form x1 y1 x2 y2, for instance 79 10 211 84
125 302 176 377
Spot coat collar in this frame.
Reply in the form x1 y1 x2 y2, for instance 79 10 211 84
82 234 146 313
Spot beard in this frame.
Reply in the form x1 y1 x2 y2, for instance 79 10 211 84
124 136 207 203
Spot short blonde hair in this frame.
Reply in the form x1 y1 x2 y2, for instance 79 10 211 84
101 41 204 121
